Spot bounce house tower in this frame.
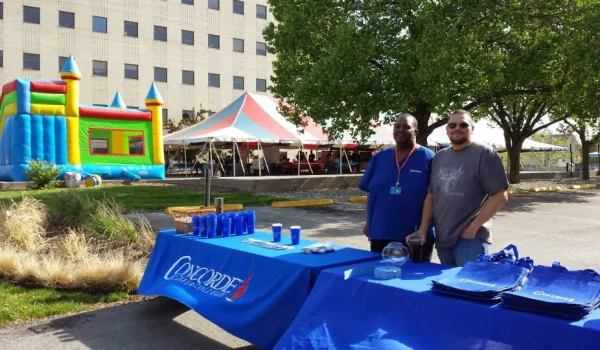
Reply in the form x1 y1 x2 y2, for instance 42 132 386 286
0 55 166 181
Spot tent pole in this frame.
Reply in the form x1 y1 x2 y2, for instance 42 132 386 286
339 145 342 174
232 141 236 177
258 141 262 177
298 144 301 175
258 141 271 175
212 140 226 176
209 140 214 176
184 145 188 177
343 147 353 173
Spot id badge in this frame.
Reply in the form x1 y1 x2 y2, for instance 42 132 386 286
389 186 401 195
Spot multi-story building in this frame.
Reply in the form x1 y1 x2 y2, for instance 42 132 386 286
0 0 274 125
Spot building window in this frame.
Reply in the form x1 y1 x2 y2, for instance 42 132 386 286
124 64 138 80
162 109 169 124
154 67 168 82
59 56 68 71
124 21 138 37
208 34 220 49
93 60 108 76
208 0 219 10
0 2 3 20
257 4 267 19
233 76 244 90
233 0 244 15
182 30 194 45
233 38 244 53
182 70 195 85
23 53 40 70
154 26 167 41
256 78 267 92
0 51 3 68
59 11 75 28
182 0 194 4
208 73 220 88
256 42 267 56
93 16 107 33
24 6 40 24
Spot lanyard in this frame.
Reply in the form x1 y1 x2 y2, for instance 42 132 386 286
394 145 418 187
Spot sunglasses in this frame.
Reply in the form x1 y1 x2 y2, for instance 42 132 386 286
447 122 471 129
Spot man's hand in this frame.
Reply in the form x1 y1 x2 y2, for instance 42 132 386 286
406 227 427 246
363 223 369 238
461 222 479 240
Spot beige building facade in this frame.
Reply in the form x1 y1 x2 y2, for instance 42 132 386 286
0 0 274 124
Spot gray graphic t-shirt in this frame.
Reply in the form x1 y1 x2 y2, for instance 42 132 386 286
428 142 509 248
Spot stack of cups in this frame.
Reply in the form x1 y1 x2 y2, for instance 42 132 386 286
290 226 301 245
234 214 244 236
192 216 206 237
205 214 217 238
245 211 255 234
272 223 282 242
220 214 231 237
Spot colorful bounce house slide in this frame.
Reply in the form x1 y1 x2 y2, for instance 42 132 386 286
0 55 165 182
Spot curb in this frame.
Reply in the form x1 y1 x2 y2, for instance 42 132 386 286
568 184 599 190
349 196 367 203
271 199 334 208
528 186 563 193
165 204 245 214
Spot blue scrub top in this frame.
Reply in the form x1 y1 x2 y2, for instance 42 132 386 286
359 146 435 241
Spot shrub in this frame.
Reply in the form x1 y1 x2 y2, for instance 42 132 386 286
47 189 95 230
24 159 62 190
0 197 48 251
86 198 140 248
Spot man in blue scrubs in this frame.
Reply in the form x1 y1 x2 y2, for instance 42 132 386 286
359 114 436 259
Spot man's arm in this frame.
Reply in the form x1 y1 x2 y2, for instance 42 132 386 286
407 192 433 245
461 190 508 238
363 194 369 237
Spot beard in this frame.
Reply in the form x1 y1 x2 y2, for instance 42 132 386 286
450 135 469 145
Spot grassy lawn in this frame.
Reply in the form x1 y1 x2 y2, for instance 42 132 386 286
0 185 281 213
0 280 138 326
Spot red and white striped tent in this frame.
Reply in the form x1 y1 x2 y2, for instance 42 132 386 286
163 92 329 146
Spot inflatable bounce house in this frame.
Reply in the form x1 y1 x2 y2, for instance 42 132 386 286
0 55 165 181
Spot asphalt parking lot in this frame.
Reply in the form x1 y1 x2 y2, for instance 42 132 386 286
2 189 600 349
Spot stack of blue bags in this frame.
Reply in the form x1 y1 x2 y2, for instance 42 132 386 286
500 262 600 320
431 245 534 302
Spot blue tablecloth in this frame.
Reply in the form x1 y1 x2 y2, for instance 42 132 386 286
138 230 379 349
275 261 600 350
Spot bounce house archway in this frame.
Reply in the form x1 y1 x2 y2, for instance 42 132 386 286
0 55 166 181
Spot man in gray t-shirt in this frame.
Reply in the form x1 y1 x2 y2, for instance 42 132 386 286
407 110 509 266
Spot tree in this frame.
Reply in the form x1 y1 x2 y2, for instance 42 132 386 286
264 0 583 147
164 105 214 134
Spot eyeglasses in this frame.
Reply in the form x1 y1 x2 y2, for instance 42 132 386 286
447 122 470 129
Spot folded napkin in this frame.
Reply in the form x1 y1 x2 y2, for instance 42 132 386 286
301 242 344 254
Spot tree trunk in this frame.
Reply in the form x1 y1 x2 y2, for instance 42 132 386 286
581 139 592 180
412 103 433 146
506 138 525 184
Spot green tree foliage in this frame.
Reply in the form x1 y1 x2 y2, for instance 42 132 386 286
264 0 586 149
552 2 600 180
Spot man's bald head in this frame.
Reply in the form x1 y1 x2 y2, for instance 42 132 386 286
396 114 418 129
393 113 418 149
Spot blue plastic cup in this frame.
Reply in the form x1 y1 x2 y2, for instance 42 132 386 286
290 226 301 245
234 214 244 236
220 214 231 237
245 211 256 234
192 216 202 236
198 216 207 237
228 213 236 235
241 213 247 234
272 223 282 243
205 214 217 238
